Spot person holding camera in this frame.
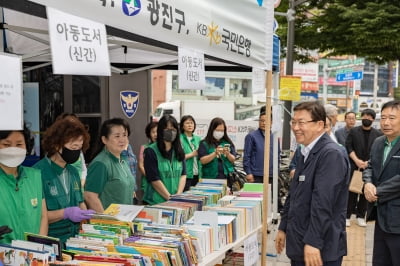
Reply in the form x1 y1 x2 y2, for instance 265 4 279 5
198 117 236 179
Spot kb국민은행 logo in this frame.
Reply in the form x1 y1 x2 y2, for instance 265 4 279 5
120 90 139 118
122 0 141 16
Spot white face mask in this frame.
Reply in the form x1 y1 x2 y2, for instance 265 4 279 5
213 130 224 140
0 147 27 167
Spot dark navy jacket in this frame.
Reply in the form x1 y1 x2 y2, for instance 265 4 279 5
279 133 350 262
243 129 279 177
363 135 400 234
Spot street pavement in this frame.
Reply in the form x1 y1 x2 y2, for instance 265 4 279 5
223 215 374 265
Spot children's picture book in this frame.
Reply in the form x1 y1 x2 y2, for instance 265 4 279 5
0 243 51 266
24 232 62 261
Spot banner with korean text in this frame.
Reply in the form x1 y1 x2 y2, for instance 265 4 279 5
178 47 205 90
30 0 274 70
0 53 23 130
47 7 111 76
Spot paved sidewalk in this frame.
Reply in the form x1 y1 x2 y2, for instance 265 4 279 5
223 217 375 265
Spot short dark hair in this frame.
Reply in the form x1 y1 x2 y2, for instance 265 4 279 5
0 123 33 155
180 115 196 132
381 100 400 112
293 101 326 126
91 118 129 159
361 108 376 119
145 121 158 140
344 111 356 119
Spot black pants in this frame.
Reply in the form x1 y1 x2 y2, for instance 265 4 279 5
253 175 268 183
184 175 199 192
346 191 367 218
373 218 400 266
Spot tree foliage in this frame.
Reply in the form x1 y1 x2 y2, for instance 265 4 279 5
275 0 400 64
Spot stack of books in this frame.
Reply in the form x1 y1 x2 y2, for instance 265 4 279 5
0 234 61 266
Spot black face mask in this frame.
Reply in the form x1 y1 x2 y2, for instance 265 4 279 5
60 147 81 164
362 119 373 127
163 129 177 142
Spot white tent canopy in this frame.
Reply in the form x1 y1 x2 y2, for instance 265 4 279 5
1 0 274 72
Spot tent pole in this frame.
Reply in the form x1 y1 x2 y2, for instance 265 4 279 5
23 62 51 72
261 70 273 265
126 59 178 74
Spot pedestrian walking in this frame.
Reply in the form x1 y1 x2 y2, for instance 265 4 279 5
345 108 382 227
275 101 350 266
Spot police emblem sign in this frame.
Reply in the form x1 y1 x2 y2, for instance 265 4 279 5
120 90 139 118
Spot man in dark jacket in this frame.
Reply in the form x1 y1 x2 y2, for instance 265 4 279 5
243 111 279 183
275 101 350 266
345 108 382 227
363 100 400 266
335 111 356 146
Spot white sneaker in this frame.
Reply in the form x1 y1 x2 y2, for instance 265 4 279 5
357 218 367 227
346 219 351 227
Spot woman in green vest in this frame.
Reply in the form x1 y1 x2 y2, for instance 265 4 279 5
138 121 158 202
143 115 186 205
84 118 135 212
0 125 48 244
180 115 201 191
33 118 94 244
198 117 236 179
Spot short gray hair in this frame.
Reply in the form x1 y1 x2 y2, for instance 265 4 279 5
324 104 338 117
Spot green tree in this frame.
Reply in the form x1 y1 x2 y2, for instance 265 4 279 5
275 0 400 64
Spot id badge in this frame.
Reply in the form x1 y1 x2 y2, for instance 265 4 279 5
299 175 305 182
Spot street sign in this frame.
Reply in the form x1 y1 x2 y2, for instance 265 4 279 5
336 71 363 82
328 58 365 68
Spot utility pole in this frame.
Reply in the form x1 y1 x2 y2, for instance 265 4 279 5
281 0 295 150
277 0 307 150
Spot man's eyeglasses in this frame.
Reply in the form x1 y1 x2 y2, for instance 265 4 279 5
290 120 316 127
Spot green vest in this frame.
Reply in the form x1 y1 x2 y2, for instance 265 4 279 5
34 158 83 244
141 143 151 192
85 149 134 209
180 133 202 179
0 166 42 244
201 140 234 179
144 143 183 205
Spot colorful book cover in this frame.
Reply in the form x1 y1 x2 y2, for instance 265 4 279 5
0 243 51 266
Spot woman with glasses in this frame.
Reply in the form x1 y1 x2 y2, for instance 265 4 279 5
143 115 186 205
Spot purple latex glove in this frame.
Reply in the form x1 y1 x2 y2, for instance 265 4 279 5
63 207 96 222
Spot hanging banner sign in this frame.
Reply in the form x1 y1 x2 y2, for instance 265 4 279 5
30 0 274 70
293 62 319 82
279 76 302 101
244 233 259 265
47 7 111 76
0 53 23 130
178 47 205 90
252 68 266 94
